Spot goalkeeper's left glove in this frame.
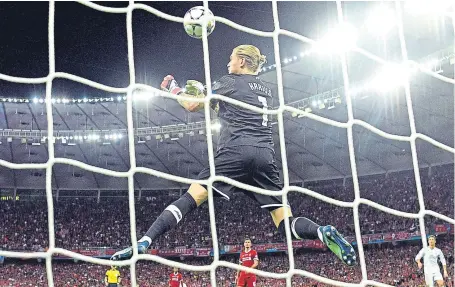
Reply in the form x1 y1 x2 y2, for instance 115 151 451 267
184 80 205 110
185 80 205 97
160 75 183 95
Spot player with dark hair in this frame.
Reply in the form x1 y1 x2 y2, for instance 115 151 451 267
111 44 357 267
169 267 183 287
415 235 448 287
105 266 121 287
236 238 259 287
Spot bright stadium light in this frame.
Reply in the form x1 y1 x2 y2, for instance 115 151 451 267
33 98 39 104
316 23 357 54
366 5 396 36
133 90 153 101
369 63 412 92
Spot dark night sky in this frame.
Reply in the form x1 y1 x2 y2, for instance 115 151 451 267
0 1 452 99
0 1 340 99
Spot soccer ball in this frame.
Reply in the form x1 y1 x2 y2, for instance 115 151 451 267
183 6 215 39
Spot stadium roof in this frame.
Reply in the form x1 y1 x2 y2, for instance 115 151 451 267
0 51 453 191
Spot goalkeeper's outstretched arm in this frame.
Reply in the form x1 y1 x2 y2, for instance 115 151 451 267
161 75 209 112
177 92 204 112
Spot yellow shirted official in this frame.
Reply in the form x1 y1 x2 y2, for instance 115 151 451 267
105 266 121 286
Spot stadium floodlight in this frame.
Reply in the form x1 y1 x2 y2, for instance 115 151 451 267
33 98 39 104
366 5 396 36
315 23 357 54
117 133 123 139
133 90 153 101
83 98 88 103
369 63 411 92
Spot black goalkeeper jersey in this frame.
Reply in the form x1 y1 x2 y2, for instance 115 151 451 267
211 74 274 150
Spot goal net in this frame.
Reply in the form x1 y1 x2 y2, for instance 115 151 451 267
0 1 454 287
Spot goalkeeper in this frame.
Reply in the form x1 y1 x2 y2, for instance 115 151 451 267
111 45 357 267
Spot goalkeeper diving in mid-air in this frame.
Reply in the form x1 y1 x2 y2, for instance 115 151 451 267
111 45 357 267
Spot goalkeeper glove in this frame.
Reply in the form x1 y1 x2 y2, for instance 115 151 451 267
160 75 182 95
185 80 205 110
185 80 205 97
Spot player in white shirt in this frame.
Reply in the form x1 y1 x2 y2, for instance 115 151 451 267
415 235 448 287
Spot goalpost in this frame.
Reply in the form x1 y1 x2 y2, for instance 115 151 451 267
0 1 454 287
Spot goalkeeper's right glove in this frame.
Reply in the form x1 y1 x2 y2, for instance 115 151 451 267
160 75 182 95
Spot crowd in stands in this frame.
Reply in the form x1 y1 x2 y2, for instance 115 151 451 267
0 239 453 286
0 166 453 286
1 166 452 251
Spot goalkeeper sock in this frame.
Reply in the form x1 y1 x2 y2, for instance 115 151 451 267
144 192 197 243
278 217 320 240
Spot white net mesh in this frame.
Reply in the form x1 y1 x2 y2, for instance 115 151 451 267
0 1 454 287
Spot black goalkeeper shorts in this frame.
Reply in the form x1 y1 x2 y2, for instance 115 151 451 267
197 146 288 211
108 284 118 287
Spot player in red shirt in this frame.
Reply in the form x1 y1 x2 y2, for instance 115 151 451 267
169 267 183 287
236 238 259 287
